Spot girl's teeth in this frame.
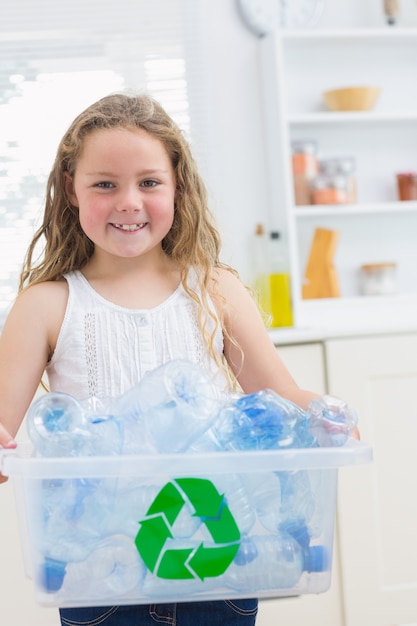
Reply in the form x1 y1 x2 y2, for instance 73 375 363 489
114 224 144 232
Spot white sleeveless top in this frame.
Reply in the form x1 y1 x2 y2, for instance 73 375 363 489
46 270 227 399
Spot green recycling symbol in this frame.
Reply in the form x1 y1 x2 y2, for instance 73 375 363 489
135 477 241 580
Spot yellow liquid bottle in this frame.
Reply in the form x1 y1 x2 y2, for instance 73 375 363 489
252 224 272 326
269 272 293 327
268 231 293 328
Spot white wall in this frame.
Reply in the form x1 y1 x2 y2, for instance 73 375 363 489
192 0 405 283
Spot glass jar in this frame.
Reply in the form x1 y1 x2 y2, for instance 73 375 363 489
291 140 318 206
359 262 397 296
319 157 356 203
312 173 348 205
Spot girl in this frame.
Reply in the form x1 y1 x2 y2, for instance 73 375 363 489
0 92 339 625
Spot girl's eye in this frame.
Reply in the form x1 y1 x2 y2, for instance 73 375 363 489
141 179 158 188
96 182 114 189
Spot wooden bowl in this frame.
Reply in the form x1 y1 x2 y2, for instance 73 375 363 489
323 86 381 112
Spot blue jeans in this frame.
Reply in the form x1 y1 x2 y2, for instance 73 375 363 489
59 599 258 625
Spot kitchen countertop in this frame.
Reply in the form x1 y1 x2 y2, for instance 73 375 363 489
268 293 417 345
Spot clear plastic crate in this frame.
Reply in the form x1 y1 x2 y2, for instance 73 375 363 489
1 442 372 607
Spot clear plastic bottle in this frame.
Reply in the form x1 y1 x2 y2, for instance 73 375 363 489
209 389 358 451
132 359 222 453
307 395 358 447
251 223 271 324
241 472 282 532
210 473 257 536
62 534 145 598
226 532 328 592
210 389 314 452
26 392 123 457
40 475 117 565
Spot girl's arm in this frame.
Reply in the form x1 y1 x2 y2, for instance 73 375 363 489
0 281 67 447
214 268 320 409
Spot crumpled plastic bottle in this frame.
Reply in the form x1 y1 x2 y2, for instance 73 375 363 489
26 393 123 457
27 359 223 457
307 394 358 447
196 389 358 453
127 359 222 453
226 531 328 592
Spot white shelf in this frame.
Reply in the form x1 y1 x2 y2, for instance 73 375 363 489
288 111 417 125
294 201 417 218
279 28 417 41
260 29 417 324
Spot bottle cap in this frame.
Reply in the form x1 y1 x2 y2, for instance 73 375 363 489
41 558 67 592
303 545 328 573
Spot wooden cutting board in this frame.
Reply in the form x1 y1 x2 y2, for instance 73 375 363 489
302 227 340 299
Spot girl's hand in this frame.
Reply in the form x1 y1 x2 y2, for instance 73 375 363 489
0 424 16 484
0 423 17 450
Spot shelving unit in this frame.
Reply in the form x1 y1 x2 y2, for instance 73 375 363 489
260 28 417 328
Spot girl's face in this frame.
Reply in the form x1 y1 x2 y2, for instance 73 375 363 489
64 127 176 262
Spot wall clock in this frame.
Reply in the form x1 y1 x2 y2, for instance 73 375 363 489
237 0 325 36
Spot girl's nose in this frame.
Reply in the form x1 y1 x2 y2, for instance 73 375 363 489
116 187 143 212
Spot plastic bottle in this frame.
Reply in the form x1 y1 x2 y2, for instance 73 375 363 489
251 223 272 324
307 395 358 447
278 471 316 538
241 471 282 532
132 359 222 453
210 473 257 536
268 231 293 328
26 392 123 457
39 475 117 563
62 534 145 598
251 225 293 328
210 389 315 452
108 481 162 537
226 532 328 592
115 386 148 455
205 389 358 452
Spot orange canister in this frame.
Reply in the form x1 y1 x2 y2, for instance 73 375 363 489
291 140 318 206
396 172 417 201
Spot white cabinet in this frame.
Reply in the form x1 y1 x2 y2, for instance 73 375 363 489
325 333 417 626
260 29 417 329
257 341 344 626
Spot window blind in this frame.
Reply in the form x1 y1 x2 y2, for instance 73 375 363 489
0 0 206 327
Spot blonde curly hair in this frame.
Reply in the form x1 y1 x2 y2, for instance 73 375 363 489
20 92 241 387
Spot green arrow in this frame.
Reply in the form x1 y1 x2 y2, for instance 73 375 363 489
175 478 224 519
135 515 172 572
135 477 242 581
204 501 241 544
188 542 240 580
146 481 185 526
157 547 195 579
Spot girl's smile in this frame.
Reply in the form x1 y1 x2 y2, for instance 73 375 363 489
64 127 176 261
112 222 147 232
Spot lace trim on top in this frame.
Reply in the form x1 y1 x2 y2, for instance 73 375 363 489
84 312 98 397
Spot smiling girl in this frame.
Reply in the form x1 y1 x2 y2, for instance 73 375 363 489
0 92 333 625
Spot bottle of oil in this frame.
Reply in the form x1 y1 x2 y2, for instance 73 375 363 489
252 224 271 323
268 231 293 328
252 225 293 328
